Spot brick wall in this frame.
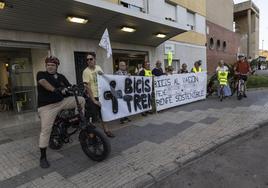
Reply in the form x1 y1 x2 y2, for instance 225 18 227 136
206 21 241 75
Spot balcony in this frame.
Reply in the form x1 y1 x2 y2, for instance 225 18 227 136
0 0 187 46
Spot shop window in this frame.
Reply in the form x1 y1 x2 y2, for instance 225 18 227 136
209 37 214 49
223 41 227 52
216 40 221 51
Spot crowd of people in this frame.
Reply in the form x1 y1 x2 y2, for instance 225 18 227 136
215 54 251 98
35 51 251 169
36 52 205 169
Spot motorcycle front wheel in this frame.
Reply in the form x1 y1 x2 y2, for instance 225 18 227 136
79 128 111 161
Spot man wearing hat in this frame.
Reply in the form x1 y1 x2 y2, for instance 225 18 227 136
36 56 85 169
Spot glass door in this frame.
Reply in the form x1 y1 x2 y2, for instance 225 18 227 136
10 57 35 112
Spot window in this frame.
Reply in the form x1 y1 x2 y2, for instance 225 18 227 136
164 1 177 22
209 37 214 49
120 0 145 12
187 11 195 30
216 40 221 51
223 41 227 52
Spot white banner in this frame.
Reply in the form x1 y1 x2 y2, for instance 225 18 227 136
98 75 153 122
154 72 207 111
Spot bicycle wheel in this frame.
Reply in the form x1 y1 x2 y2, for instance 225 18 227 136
79 128 111 161
230 80 236 96
220 86 224 102
237 80 242 100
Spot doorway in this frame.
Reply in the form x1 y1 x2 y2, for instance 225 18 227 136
113 50 148 75
0 48 36 113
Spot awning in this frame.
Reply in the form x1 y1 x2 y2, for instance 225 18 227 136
0 0 187 46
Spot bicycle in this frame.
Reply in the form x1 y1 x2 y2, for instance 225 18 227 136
49 83 111 161
236 74 247 100
217 71 229 102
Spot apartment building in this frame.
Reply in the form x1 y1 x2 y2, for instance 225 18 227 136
0 0 205 113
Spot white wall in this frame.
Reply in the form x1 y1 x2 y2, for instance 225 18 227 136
157 41 207 71
195 14 206 34
176 5 187 27
148 0 177 22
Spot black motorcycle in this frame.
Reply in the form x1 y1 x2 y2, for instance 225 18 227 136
49 84 111 162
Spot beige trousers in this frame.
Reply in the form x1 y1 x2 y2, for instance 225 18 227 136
38 96 85 148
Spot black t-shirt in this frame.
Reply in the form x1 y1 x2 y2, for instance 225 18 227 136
139 70 145 76
37 71 71 108
152 68 164 76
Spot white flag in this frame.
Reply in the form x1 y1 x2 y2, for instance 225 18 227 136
99 28 112 58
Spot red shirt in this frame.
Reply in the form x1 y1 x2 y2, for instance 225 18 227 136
235 60 250 74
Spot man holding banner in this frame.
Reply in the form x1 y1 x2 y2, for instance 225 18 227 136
152 60 164 76
82 52 115 138
191 60 203 73
114 61 131 124
139 61 152 77
139 61 154 116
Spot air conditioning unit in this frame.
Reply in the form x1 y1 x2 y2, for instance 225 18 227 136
165 17 175 22
187 24 194 30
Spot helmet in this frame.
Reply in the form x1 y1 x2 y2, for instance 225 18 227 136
238 54 245 58
45 56 60 65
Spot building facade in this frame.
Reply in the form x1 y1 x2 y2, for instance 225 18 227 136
206 0 241 75
160 0 207 73
234 0 260 59
0 0 206 113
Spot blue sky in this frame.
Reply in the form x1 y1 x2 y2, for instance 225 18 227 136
234 0 268 50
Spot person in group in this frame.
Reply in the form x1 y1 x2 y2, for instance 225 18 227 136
139 61 152 77
0 84 12 111
37 56 85 168
166 66 174 75
82 52 115 137
139 61 153 116
191 60 203 73
152 60 164 76
134 63 143 75
178 63 189 74
216 60 232 97
233 54 252 98
114 61 131 124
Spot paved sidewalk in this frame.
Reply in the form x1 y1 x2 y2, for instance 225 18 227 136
0 89 268 187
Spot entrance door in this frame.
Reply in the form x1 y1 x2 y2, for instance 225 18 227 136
10 56 35 112
113 50 148 75
74 52 88 84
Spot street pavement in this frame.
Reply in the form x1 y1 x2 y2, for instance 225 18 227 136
153 123 268 188
0 89 268 187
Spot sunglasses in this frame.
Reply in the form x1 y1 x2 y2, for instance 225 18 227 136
87 58 94 61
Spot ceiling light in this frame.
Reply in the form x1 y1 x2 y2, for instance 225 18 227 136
5 63 8 67
0 1 5 9
121 27 136 32
66 16 88 24
156 33 166 38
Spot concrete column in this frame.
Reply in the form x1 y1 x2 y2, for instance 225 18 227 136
247 9 251 58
